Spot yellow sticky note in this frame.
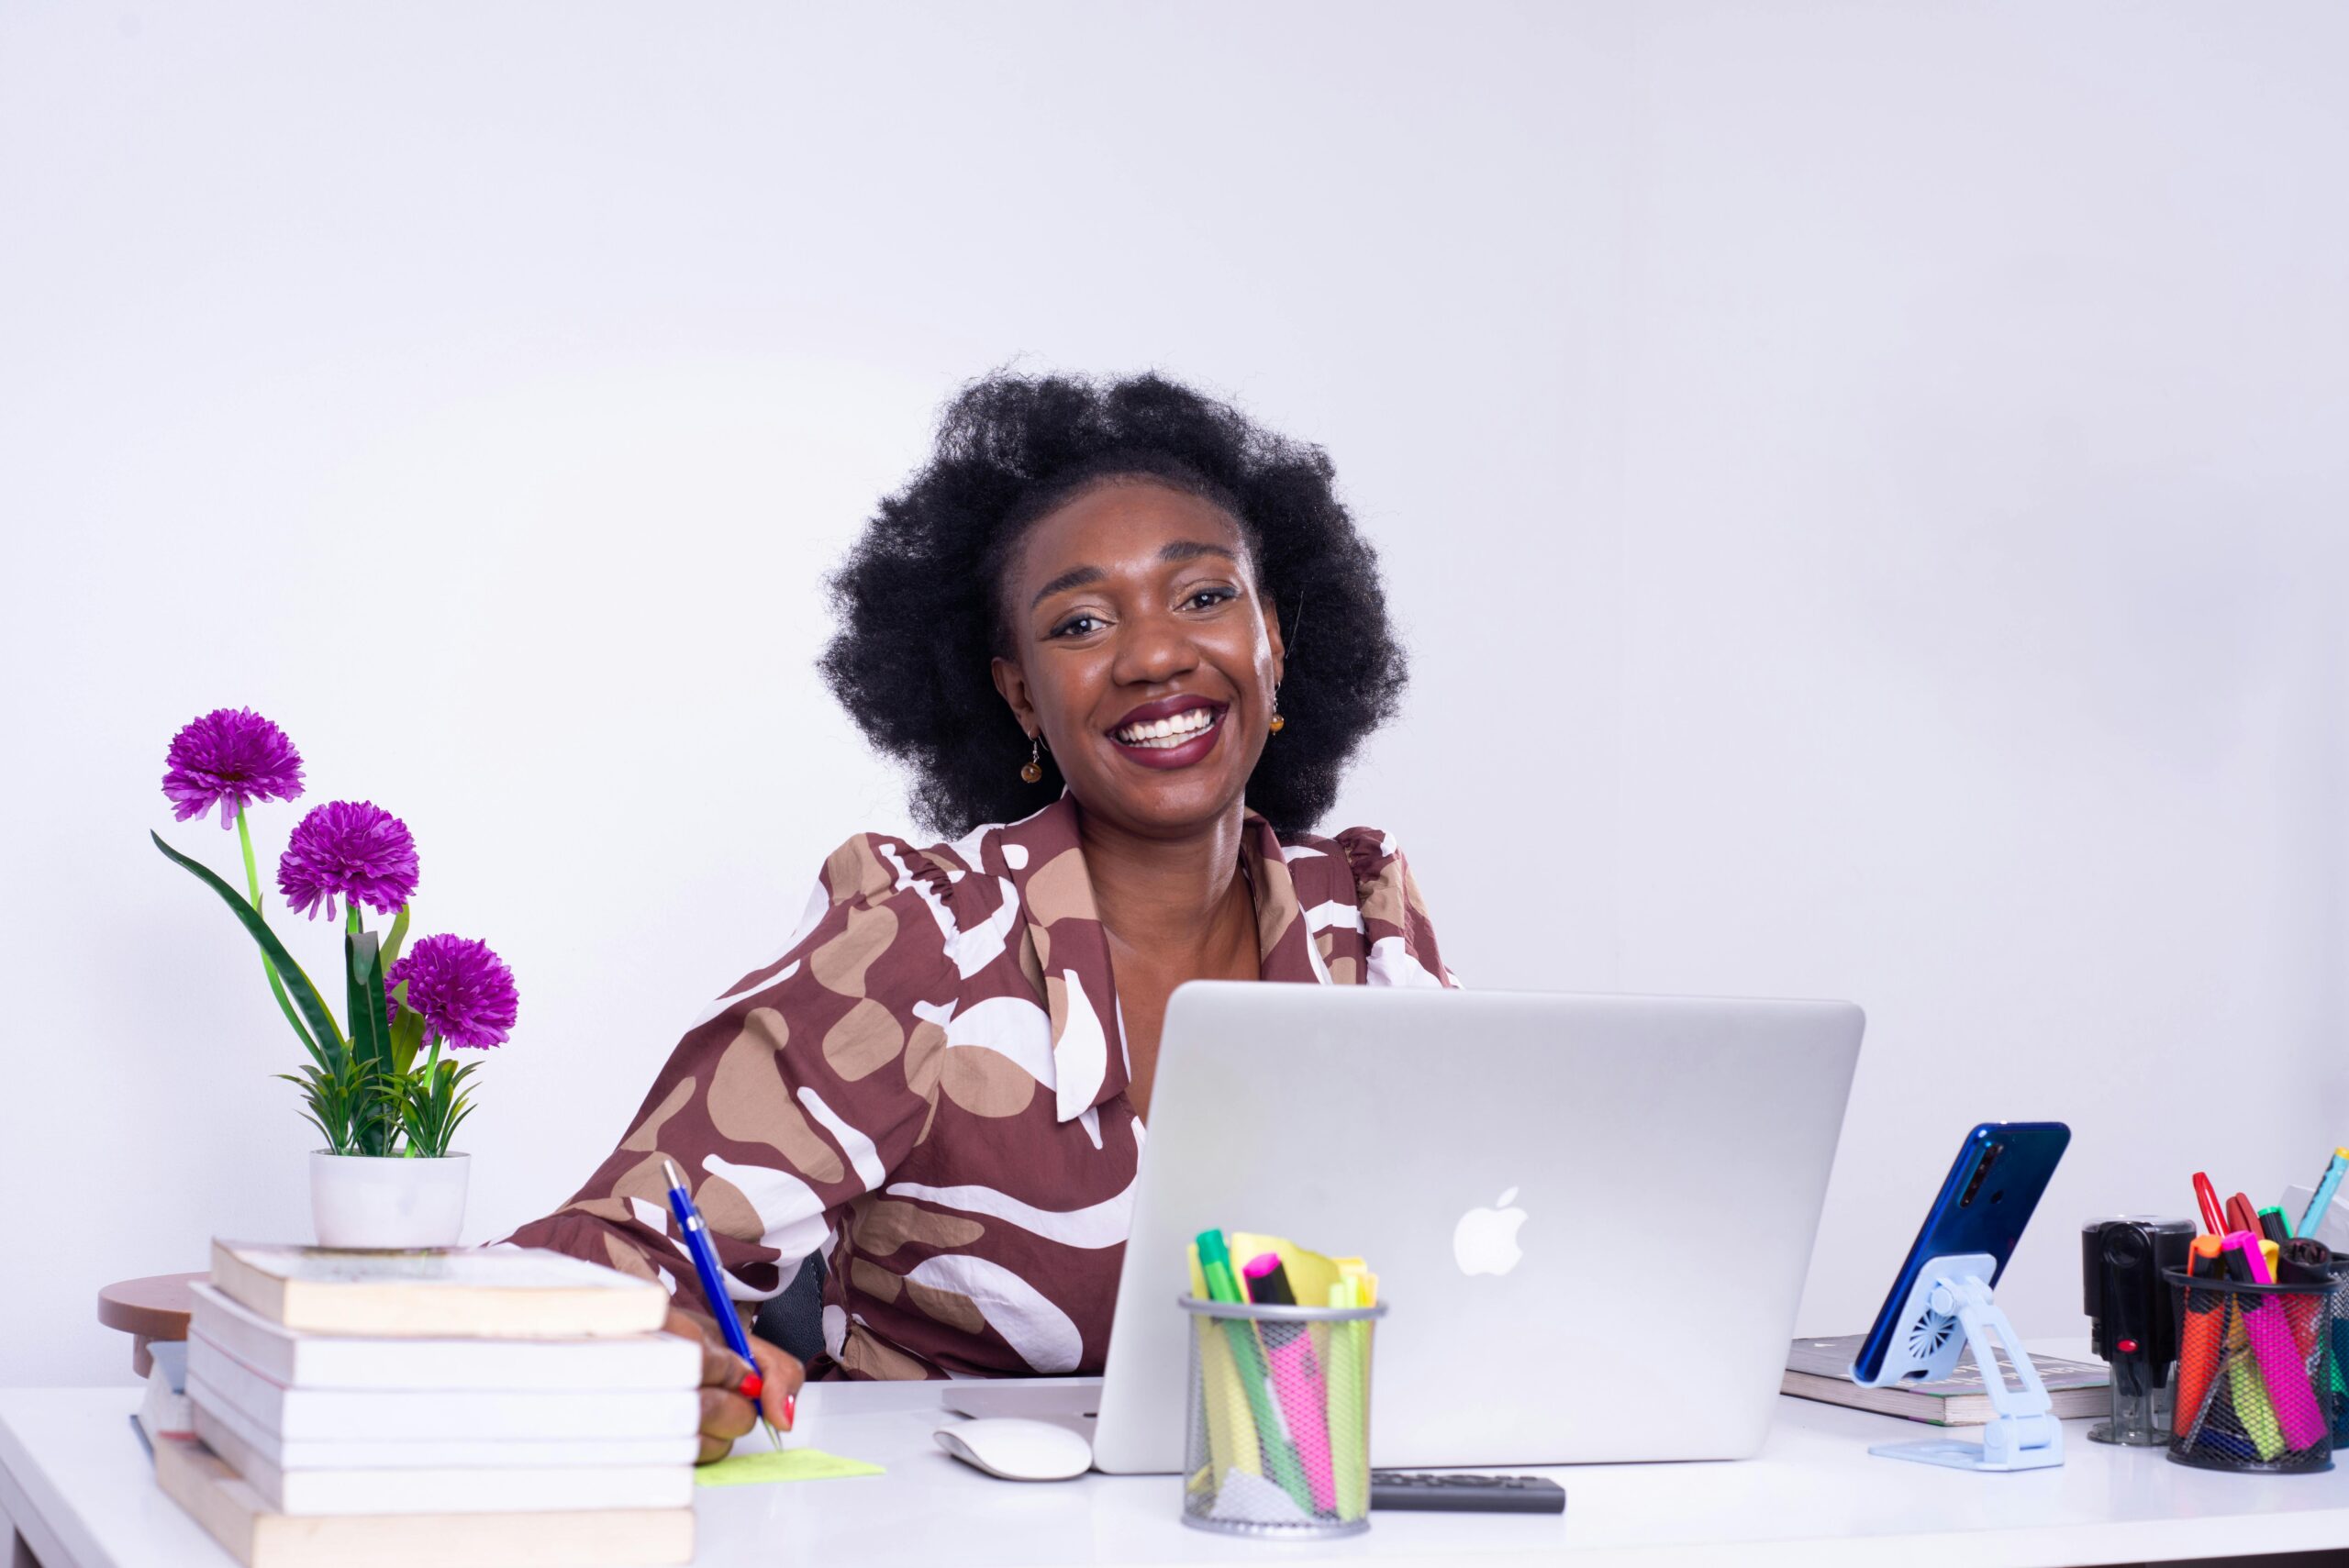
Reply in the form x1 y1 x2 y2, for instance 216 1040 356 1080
695 1449 885 1487
1228 1232 1342 1308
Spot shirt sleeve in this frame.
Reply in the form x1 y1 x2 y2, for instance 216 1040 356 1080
503 831 959 1318
1331 826 1459 988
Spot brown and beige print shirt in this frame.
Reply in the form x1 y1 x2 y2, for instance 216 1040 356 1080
507 794 1453 1379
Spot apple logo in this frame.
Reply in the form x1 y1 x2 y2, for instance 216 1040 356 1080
1453 1187 1528 1277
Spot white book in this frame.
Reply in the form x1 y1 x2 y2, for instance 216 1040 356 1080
191 1406 693 1517
156 1438 694 1568
189 1335 698 1442
188 1283 699 1392
191 1379 697 1471
138 1344 195 1442
209 1240 667 1340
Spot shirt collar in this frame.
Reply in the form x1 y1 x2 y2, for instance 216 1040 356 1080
996 794 1322 1122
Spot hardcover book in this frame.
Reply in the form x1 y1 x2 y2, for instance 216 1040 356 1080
155 1437 694 1568
1782 1335 2110 1426
208 1241 668 1339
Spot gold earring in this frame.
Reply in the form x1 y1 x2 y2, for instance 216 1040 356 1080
1019 736 1044 784
1269 712 1285 734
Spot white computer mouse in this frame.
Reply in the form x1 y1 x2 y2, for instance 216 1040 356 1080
932 1417 1094 1482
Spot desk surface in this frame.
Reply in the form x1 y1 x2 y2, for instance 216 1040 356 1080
7 1378 2349 1568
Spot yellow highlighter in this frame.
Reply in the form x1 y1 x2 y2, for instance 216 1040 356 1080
1186 1242 1263 1483
1325 1278 1371 1519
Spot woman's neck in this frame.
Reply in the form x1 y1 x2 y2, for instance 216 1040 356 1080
1075 801 1251 959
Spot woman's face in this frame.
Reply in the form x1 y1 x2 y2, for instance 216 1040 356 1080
992 479 1285 840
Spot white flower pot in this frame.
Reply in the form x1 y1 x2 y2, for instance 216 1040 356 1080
310 1151 471 1249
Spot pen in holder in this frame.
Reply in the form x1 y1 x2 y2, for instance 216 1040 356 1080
1852 1252 2064 1472
1179 1294 1386 1538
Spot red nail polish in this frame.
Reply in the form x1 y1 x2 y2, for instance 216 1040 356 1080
739 1371 763 1401
783 1393 796 1431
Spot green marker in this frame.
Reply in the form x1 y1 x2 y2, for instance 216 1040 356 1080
1197 1229 1315 1515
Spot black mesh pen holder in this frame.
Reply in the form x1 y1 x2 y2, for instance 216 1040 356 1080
2165 1266 2348 1473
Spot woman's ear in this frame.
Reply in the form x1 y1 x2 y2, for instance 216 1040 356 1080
990 654 1037 738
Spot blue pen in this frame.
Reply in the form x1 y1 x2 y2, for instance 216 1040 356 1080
2296 1148 2349 1241
662 1157 783 1452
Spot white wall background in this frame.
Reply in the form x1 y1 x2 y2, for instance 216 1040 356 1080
1 2 2341 1390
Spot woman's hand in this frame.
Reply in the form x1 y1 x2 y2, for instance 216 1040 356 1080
662 1306 806 1464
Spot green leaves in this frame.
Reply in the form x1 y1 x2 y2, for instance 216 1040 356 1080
387 982 428 1077
400 1055 481 1159
345 930 397 1157
381 903 412 973
276 1056 383 1156
151 831 346 1068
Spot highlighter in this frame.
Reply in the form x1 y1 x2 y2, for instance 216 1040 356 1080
2229 1232 2328 1451
1324 1279 1370 1519
1185 1242 1262 1484
2173 1235 2227 1440
1243 1254 1336 1516
2211 1233 2287 1458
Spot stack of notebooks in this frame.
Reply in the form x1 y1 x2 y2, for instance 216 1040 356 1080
155 1240 701 1568
1782 1334 2110 1425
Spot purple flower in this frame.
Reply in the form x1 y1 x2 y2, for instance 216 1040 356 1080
161 707 305 828
277 801 419 920
389 934 519 1050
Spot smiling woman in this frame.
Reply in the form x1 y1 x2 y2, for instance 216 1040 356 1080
505 371 1453 1456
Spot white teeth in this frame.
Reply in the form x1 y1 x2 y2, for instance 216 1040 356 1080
1114 707 1219 747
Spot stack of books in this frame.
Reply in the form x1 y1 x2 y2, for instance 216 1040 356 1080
155 1240 700 1568
1781 1334 2110 1426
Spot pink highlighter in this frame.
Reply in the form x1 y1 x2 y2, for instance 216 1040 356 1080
2227 1231 2328 1451
1244 1252 1337 1516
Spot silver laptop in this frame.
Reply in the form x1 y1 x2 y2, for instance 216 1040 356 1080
947 983 1864 1471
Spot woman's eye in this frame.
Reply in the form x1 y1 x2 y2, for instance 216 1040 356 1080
1050 614 1105 639
1185 587 1239 611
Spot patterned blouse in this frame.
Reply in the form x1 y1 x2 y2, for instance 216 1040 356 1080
507 794 1453 1379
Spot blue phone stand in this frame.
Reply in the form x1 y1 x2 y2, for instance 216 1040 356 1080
1850 1252 2065 1472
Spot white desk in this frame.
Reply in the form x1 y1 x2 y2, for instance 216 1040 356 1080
7 1378 2349 1568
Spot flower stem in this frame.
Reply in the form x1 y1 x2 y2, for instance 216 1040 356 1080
238 805 317 1058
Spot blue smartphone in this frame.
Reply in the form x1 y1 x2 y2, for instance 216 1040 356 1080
1850 1121 2071 1386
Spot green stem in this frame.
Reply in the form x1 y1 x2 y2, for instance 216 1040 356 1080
238 806 317 1058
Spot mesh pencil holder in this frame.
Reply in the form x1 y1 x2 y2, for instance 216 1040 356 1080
1179 1294 1387 1539
2165 1265 2349 1473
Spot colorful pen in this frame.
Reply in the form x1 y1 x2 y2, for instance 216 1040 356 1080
2226 1230 2326 1451
2298 1148 2349 1240
2258 1207 2293 1246
2225 1193 2262 1241
662 1157 784 1452
1244 1253 1336 1516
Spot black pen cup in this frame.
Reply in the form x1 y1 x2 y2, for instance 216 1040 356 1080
2165 1265 2349 1473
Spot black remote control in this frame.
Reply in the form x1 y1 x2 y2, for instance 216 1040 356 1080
1368 1471 1566 1514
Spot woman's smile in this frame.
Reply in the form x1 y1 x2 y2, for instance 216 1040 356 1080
1108 696 1228 767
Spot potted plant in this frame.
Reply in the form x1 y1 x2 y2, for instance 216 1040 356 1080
151 707 519 1248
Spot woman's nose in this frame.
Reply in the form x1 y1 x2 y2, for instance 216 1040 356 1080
1111 608 1201 687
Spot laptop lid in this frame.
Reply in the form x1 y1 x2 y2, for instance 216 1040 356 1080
1088 984 1864 1472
